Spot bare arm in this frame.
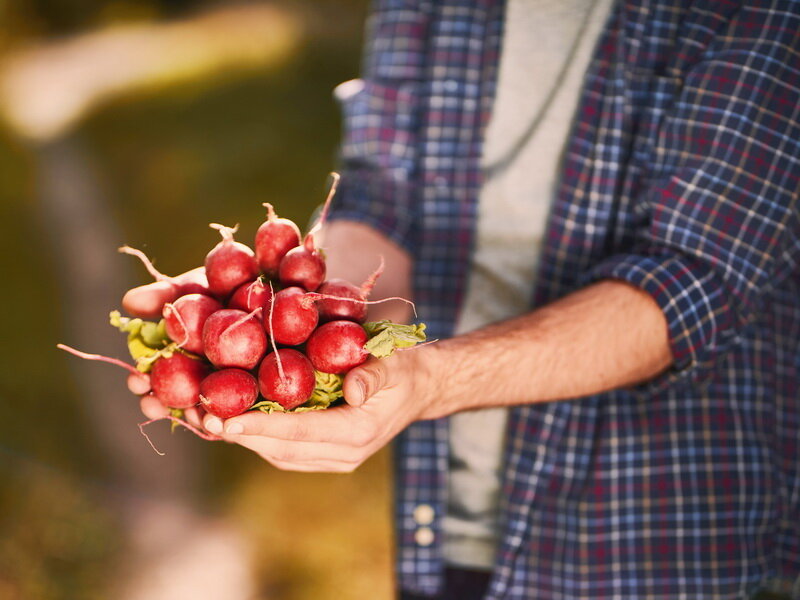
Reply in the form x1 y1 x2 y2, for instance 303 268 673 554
404 278 673 420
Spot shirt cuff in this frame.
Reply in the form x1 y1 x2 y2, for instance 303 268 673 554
581 252 739 390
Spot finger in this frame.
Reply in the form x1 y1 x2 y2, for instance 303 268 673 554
140 394 169 420
342 356 392 407
230 434 366 469
267 458 361 473
173 267 208 294
122 280 179 319
212 407 375 446
184 406 205 429
127 372 151 395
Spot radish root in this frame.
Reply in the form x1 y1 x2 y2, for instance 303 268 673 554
118 245 168 282
57 343 142 376
266 281 286 381
163 303 191 348
138 415 222 456
305 293 418 318
308 172 340 237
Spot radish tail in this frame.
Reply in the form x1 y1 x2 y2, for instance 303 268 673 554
266 282 286 381
360 255 385 298
138 415 222 455
57 343 142 376
308 172 340 236
118 245 168 282
163 303 191 348
220 307 262 340
305 293 418 318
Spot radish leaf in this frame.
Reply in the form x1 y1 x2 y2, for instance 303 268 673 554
363 320 427 358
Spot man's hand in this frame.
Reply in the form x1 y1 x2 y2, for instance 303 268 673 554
201 350 433 472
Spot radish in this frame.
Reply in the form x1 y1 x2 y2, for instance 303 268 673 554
314 279 367 323
318 257 383 323
163 293 222 354
278 233 326 292
254 203 302 277
150 351 209 409
119 247 211 318
305 320 368 374
199 369 258 419
202 308 266 369
257 349 315 410
204 224 259 298
269 286 319 346
228 278 272 315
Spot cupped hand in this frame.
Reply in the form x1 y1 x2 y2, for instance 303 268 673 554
200 348 437 472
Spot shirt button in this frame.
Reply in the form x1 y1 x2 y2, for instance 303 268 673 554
413 504 435 525
415 527 434 547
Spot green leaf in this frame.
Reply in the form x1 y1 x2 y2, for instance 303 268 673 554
252 400 287 414
363 320 427 359
110 310 170 367
169 408 185 433
306 371 344 409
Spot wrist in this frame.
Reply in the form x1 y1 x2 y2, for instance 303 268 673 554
407 341 451 421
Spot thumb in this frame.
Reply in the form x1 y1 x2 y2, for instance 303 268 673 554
343 358 388 407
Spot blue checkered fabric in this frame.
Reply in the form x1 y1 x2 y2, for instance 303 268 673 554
330 1 800 598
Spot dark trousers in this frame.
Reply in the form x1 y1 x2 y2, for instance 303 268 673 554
399 567 492 600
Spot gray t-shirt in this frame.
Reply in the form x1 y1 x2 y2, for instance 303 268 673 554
444 0 614 570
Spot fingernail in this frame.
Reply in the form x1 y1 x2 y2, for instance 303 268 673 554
205 417 223 434
226 422 244 435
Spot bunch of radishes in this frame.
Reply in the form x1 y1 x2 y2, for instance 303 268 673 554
59 174 425 438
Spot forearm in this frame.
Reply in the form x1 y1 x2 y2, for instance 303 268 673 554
419 279 673 419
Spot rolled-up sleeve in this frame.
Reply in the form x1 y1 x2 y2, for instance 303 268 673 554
583 21 800 381
329 0 433 252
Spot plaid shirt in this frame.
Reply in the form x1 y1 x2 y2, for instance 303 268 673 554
330 1 800 598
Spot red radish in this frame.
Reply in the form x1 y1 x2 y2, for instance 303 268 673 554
199 369 258 419
254 203 301 277
228 278 272 315
204 224 259 298
163 293 222 354
150 351 209 409
278 233 326 291
258 349 315 410
119 247 211 318
315 256 384 323
269 286 319 346
202 308 266 369
315 279 367 323
305 320 368 374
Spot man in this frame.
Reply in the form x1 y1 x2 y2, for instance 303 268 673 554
130 1 800 598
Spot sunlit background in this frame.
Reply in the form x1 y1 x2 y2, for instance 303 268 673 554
0 1 397 598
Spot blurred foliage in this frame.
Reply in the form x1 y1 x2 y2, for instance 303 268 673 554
0 2 402 599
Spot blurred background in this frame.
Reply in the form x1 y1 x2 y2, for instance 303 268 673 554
0 1 397 599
